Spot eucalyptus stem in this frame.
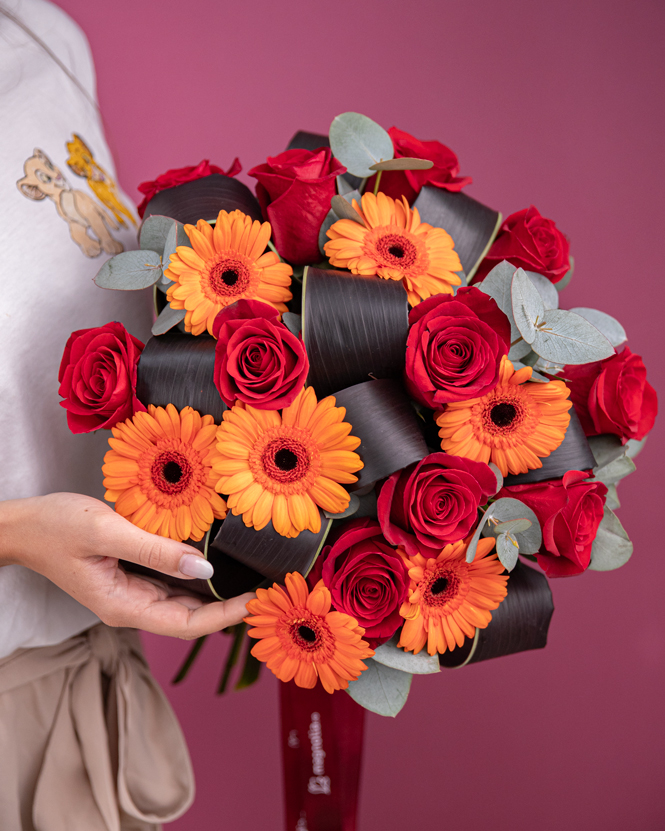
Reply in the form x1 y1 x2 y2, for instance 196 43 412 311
373 170 383 196
510 336 524 347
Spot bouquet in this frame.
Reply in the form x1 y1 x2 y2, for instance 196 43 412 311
59 111 657 826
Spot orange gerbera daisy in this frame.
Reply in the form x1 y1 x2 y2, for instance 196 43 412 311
213 387 363 538
398 537 508 656
245 572 374 692
102 404 227 542
165 210 293 336
323 191 462 306
436 357 572 477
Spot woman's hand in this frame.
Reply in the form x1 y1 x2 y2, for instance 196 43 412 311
0 492 254 639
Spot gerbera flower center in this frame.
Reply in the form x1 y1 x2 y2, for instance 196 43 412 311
431 577 449 595
287 616 327 654
480 392 528 437
490 403 517 427
220 269 239 286
207 255 251 298
150 450 193 495
262 438 310 483
375 231 418 269
423 567 462 608
163 460 184 483
298 625 317 643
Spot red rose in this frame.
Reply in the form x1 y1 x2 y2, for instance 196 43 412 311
564 347 657 442
378 452 497 557
212 299 308 410
313 517 409 648
58 322 146 434
473 205 570 284
498 471 608 577
367 126 472 203
405 286 511 408
136 158 242 218
248 148 346 265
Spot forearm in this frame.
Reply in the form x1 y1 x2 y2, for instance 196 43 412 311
0 495 41 567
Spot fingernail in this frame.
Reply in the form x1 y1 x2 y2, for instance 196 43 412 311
179 554 214 580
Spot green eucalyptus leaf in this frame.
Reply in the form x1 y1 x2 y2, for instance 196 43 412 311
465 507 491 563
330 194 365 224
625 436 648 458
512 268 545 344
324 492 360 520
532 357 564 376
530 309 615 365
467 497 541 562
488 462 503 495
588 506 633 571
329 112 394 179
509 340 533 361
592 454 636 486
372 635 440 675
520 350 539 367
511 361 550 382
139 214 173 254
587 434 624 468
568 308 626 348
318 190 363 255
477 497 542 557
478 260 519 339
555 255 574 292
525 271 559 309
479 263 531 360
346 658 412 717
496 532 520 571
369 158 433 171
493 518 533 534
152 304 186 336
336 174 355 196
604 483 620 511
318 208 337 256
162 219 190 276
336 190 364 209
281 312 302 337
94 249 163 290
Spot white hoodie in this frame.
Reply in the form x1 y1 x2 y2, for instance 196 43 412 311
0 0 152 657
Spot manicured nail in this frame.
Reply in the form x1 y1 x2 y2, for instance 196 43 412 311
179 554 214 580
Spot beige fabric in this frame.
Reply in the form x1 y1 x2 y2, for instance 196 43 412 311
0 625 195 831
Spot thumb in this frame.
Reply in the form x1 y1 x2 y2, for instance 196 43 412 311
108 512 215 581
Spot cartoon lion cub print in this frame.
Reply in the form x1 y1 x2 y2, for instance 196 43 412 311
16 148 123 258
66 134 137 228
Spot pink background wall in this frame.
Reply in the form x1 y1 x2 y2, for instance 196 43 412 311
56 1 665 828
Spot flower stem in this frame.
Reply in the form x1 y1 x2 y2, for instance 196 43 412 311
267 240 282 261
217 622 247 695
172 635 207 684
510 336 524 347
